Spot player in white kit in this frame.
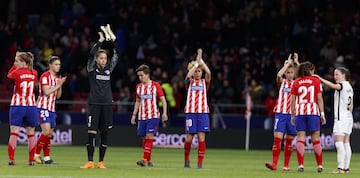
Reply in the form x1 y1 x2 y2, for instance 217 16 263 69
315 67 353 174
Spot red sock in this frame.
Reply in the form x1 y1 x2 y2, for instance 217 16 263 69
8 132 19 161
28 134 36 162
35 134 47 155
272 137 282 165
43 136 51 157
283 137 293 167
197 141 206 165
296 140 305 166
184 142 191 161
143 139 153 162
142 139 146 149
312 140 322 166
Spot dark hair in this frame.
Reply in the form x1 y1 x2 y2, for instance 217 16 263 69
136 64 151 75
296 61 315 78
336 67 351 81
48 55 60 64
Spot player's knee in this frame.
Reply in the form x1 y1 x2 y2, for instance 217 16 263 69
86 133 96 146
335 141 344 150
100 132 108 145
88 130 97 134
43 130 52 137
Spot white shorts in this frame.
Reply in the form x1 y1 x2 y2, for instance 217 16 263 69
333 119 353 135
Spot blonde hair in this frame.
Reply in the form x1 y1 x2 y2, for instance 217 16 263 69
187 61 201 71
18 52 34 70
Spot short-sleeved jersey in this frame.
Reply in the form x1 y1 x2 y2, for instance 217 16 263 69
290 76 322 116
135 81 164 120
37 71 59 112
273 78 293 114
184 79 210 113
334 81 353 120
7 66 38 106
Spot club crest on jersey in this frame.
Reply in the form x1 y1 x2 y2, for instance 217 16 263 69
105 70 110 75
191 86 204 91
140 94 153 99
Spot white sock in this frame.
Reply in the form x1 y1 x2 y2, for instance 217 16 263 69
344 142 352 169
44 156 50 161
335 141 345 169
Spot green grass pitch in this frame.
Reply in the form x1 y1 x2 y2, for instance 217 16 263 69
0 145 359 178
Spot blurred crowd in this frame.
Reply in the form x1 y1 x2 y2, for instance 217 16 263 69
0 0 360 118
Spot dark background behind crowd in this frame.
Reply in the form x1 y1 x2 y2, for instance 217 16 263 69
0 0 359 121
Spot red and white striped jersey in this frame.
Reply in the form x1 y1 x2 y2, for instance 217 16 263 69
7 66 38 106
184 79 210 113
273 78 293 114
136 81 164 120
37 71 59 112
291 76 322 116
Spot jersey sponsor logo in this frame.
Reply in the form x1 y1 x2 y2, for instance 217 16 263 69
140 94 153 99
20 74 35 79
283 87 291 93
96 75 110 81
191 85 204 91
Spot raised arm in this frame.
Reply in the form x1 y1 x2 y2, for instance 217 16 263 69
293 52 300 66
185 48 211 82
199 59 211 83
276 54 293 83
185 62 198 81
87 32 104 72
109 42 120 72
7 65 17 79
315 75 342 90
